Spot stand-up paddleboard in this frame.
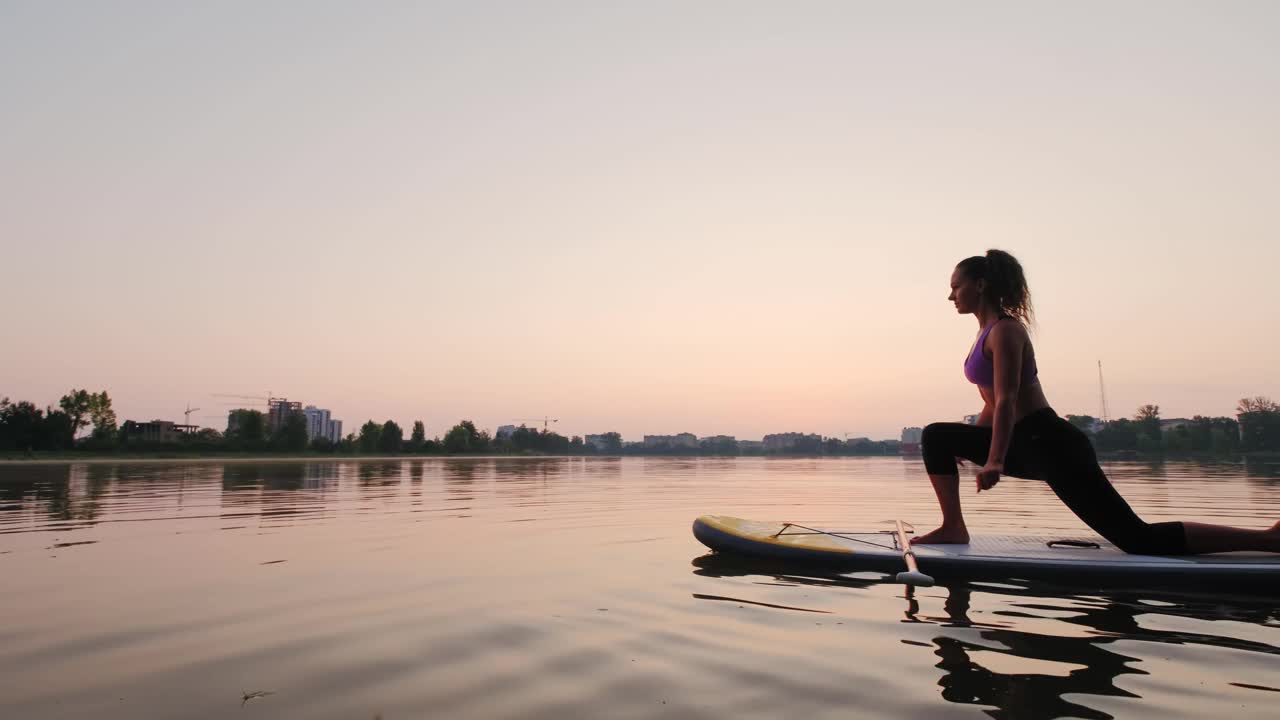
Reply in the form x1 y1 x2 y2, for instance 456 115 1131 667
692 515 1280 592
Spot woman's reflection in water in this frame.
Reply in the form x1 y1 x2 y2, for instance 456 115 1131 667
913 584 1278 720
693 555 1279 720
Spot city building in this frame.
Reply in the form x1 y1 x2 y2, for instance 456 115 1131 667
304 406 328 439
495 425 518 440
267 398 303 433
963 414 980 425
303 406 343 443
123 420 197 444
585 433 622 452
304 406 328 441
900 426 923 455
762 432 822 452
643 433 698 449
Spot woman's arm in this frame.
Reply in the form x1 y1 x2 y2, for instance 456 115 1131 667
980 320 1026 490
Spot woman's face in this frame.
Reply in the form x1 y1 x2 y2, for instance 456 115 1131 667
949 267 984 314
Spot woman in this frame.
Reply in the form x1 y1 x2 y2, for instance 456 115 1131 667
913 250 1279 554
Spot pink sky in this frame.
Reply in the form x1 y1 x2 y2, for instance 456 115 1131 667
3 2 1278 440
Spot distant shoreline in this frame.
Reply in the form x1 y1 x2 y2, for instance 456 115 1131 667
0 453 556 465
3 450 1278 465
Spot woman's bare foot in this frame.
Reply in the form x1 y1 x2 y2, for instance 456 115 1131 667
910 524 970 545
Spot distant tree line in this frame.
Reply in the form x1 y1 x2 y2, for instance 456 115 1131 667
5 390 1279 457
618 436 901 456
0 390 118 452
1063 396 1280 455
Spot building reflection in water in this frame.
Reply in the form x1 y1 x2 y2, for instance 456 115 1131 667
219 462 341 526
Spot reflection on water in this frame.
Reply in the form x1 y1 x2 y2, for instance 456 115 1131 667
694 552 1279 720
0 458 1277 720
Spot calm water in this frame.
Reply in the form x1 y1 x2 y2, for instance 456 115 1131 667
2 457 1278 719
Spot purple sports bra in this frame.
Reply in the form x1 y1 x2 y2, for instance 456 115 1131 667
964 318 1039 387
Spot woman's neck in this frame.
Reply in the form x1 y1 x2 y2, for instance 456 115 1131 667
976 305 1004 329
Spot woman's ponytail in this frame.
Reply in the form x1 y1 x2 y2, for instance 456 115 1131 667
983 249 1033 325
955 249 1034 325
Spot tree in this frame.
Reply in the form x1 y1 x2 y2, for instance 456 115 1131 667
410 421 426 451
358 421 381 453
88 391 118 442
42 410 74 451
226 409 267 449
443 420 489 454
0 400 46 451
793 435 824 455
509 425 538 452
1093 418 1138 452
1238 396 1280 414
443 425 469 453
1209 417 1240 454
1134 404 1162 451
59 390 92 444
273 412 309 452
339 433 358 454
599 432 623 454
53 389 117 445
1065 415 1098 433
378 420 404 453
1237 396 1280 452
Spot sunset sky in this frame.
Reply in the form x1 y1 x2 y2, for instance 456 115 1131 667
3 2 1278 441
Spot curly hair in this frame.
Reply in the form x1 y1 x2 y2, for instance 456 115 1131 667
955 249 1034 325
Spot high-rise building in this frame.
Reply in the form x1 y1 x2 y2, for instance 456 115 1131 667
303 405 343 443
900 426 924 455
267 398 303 433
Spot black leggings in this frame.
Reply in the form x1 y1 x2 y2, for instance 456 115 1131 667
921 408 1187 555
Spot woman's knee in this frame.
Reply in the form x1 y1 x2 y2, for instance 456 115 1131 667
921 422 955 450
921 423 960 476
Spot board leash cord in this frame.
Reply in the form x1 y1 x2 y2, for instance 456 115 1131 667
769 522 900 551
766 520 933 586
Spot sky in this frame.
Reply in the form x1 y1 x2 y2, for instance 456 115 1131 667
3 1 1278 441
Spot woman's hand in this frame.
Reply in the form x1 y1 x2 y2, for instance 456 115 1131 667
977 462 1003 492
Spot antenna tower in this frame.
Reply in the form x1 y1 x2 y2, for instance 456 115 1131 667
1097 360 1111 423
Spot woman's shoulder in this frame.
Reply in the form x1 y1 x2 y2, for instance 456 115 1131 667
989 316 1031 345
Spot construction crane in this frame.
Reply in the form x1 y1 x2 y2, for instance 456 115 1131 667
514 416 559 432
183 403 201 426
213 392 274 407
